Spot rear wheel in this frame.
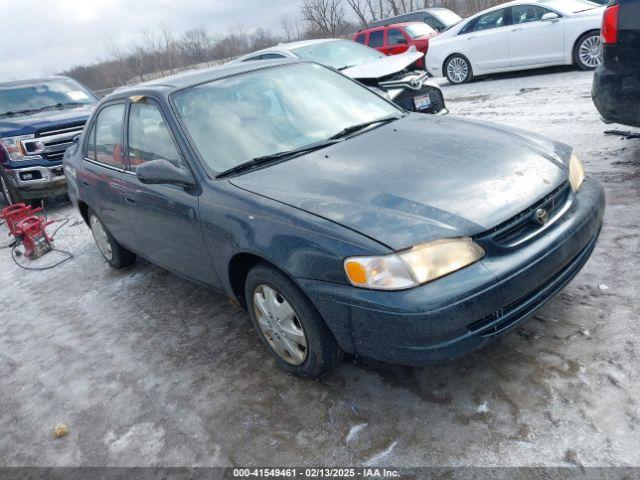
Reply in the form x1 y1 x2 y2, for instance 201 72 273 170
88 210 136 269
245 263 343 378
445 54 473 84
575 31 602 70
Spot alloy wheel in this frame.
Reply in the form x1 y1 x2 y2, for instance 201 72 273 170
253 284 308 365
90 215 113 261
579 35 602 69
447 57 469 84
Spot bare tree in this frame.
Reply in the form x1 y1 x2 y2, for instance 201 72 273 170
301 0 347 36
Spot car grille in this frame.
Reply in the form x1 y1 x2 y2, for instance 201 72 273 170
479 181 572 248
394 85 445 114
35 121 86 161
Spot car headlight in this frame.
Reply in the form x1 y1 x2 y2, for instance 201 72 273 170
344 238 485 290
0 135 44 161
569 153 585 193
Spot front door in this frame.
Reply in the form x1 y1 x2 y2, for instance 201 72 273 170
386 28 410 55
460 8 512 71
507 5 565 66
122 98 216 285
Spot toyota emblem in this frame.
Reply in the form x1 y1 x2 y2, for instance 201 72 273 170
534 208 549 225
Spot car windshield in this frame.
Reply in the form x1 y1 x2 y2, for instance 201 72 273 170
538 0 601 13
292 40 384 70
431 9 463 27
0 78 96 117
173 63 401 174
405 23 437 38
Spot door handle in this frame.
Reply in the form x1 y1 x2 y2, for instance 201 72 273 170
80 180 90 187
124 196 136 205
511 27 523 32
467 36 477 40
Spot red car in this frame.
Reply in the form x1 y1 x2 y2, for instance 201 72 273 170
353 22 438 68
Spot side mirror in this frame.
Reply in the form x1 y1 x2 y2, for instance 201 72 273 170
136 159 196 187
72 134 81 144
541 12 560 21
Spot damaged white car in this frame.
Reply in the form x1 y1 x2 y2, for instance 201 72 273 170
232 39 448 115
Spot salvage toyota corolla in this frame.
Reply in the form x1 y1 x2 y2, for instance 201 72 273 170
64 60 604 378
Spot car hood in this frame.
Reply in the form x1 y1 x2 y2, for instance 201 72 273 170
342 47 424 80
0 104 95 137
230 115 571 251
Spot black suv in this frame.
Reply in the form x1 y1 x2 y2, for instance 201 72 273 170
592 0 640 128
0 77 97 204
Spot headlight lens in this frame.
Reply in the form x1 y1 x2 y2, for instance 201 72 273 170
569 153 585 193
344 238 485 290
0 135 44 161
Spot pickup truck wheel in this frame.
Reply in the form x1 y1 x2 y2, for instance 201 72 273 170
0 171 23 205
88 210 136 269
245 263 343 378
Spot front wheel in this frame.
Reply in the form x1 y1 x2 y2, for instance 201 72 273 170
245 263 343 378
575 32 602 70
88 210 136 269
445 54 473 84
0 171 23 205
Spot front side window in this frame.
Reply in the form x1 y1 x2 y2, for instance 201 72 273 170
512 5 554 23
368 30 385 48
128 102 182 171
173 63 400 174
90 104 125 169
388 29 407 45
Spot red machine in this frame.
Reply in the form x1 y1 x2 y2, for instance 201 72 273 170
1 203 54 259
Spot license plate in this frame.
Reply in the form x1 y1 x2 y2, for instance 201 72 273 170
413 94 431 111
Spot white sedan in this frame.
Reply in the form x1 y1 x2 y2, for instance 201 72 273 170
426 0 605 84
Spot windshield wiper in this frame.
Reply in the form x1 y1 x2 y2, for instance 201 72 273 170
328 115 401 140
0 108 42 118
216 139 340 179
337 64 356 71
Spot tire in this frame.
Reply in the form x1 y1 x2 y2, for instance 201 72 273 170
574 31 602 71
445 54 473 84
245 263 343 378
88 209 136 269
0 170 24 205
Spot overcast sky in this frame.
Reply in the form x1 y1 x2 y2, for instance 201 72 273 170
0 0 301 82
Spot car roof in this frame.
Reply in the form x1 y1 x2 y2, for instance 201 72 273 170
109 58 303 98
237 38 342 58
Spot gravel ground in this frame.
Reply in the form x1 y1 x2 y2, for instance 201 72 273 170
1 67 639 468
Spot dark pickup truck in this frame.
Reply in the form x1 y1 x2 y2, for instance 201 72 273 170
0 76 97 204
592 0 640 128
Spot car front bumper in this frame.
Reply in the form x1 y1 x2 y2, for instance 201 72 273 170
298 177 605 366
4 164 68 199
592 65 640 128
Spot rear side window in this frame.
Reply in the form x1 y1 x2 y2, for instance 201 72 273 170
128 102 182 171
460 9 506 34
261 53 286 60
355 33 366 44
89 104 125 169
368 30 384 48
388 29 406 45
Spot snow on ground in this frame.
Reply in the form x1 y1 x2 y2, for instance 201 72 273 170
1 66 639 467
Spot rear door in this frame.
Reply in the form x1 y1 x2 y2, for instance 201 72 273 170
459 8 511 71
80 102 136 249
366 28 386 54
507 5 565 66
121 97 216 285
